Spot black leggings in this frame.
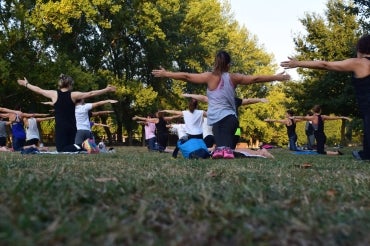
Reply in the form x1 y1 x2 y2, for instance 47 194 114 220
314 131 327 154
212 115 238 148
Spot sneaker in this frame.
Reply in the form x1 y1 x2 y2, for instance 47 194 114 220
223 147 234 159
212 148 224 159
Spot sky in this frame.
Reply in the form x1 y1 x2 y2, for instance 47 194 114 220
229 0 327 79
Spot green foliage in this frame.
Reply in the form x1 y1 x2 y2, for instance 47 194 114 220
292 0 359 117
348 0 370 31
0 147 369 245
29 0 121 33
256 85 295 146
1 0 364 146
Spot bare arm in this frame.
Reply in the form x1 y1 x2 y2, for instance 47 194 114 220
294 115 315 121
91 100 118 109
264 118 288 124
132 116 159 124
231 72 290 85
0 107 17 114
17 78 57 102
35 116 55 122
72 85 116 101
321 115 351 121
152 67 211 84
132 115 147 121
160 109 183 116
280 57 358 73
241 98 268 105
182 93 208 103
164 114 183 121
91 122 110 127
41 101 54 106
136 120 147 125
91 110 114 116
21 113 49 118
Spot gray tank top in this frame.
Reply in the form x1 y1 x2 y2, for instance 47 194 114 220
206 73 236 125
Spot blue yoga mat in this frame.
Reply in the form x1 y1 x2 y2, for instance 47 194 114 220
293 150 318 155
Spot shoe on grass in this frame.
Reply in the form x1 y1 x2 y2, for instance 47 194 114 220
212 148 224 159
223 147 234 159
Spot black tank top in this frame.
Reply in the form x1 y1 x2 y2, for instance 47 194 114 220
54 90 76 130
286 118 296 137
352 57 370 114
156 117 168 134
313 114 324 134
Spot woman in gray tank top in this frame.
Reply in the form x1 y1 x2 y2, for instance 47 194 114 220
152 50 290 159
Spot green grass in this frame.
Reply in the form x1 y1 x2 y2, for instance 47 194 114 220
0 147 369 245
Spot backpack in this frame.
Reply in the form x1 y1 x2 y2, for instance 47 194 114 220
82 138 100 154
173 138 210 159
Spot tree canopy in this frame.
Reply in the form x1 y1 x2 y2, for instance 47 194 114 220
0 0 368 146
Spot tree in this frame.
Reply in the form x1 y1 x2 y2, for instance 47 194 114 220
348 0 370 31
291 0 360 145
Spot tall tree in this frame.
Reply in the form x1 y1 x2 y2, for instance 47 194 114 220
349 0 370 31
290 0 360 144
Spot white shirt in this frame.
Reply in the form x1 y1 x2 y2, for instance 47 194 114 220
75 103 93 130
182 109 204 135
202 117 213 138
26 117 40 140
170 124 187 139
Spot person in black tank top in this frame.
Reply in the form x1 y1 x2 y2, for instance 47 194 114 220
265 109 301 151
54 90 77 151
294 105 351 155
17 74 116 152
280 34 370 160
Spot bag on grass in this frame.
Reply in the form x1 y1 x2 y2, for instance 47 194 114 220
82 138 100 154
173 138 210 159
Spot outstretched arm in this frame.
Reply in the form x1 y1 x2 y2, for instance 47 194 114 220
294 115 314 121
22 113 49 118
35 116 55 122
132 115 147 121
322 115 351 121
0 107 17 114
91 99 118 109
17 78 57 102
164 114 183 121
160 109 183 116
280 57 357 73
132 115 158 124
91 122 110 128
72 85 116 101
241 98 268 105
182 93 208 103
264 118 288 124
232 72 290 85
152 67 211 84
91 110 114 116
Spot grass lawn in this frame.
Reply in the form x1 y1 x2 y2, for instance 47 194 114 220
0 146 369 245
